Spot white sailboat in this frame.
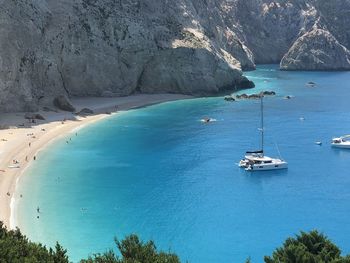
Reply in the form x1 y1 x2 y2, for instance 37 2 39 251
331 135 350 149
239 96 288 171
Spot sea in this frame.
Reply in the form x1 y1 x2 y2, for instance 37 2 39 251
16 65 350 262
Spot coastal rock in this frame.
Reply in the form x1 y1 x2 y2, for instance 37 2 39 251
24 113 45 120
1 1 350 112
76 108 94 115
53 95 76 112
248 94 261 99
262 91 276 96
236 94 249 99
280 28 350 71
224 95 236 101
138 48 242 95
235 76 255 90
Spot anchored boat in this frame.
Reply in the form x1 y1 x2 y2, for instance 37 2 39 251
238 96 288 171
331 135 350 149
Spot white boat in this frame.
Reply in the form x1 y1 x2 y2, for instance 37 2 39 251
331 135 350 149
238 96 288 171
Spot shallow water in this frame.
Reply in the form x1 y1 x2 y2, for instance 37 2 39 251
17 65 350 262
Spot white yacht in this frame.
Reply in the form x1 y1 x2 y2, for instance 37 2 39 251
238 96 288 171
331 135 350 149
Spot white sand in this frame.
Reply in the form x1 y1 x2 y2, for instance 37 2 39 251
0 94 192 228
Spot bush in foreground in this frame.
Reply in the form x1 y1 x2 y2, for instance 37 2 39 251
1 221 350 263
0 222 68 262
264 230 350 263
81 234 180 263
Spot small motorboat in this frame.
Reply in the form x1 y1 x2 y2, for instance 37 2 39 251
331 135 350 149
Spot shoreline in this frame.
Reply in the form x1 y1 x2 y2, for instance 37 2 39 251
0 94 192 229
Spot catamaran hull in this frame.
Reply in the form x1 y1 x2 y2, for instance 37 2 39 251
332 143 350 149
244 163 288 171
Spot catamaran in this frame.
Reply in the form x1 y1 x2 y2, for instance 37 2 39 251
239 96 288 171
331 135 350 149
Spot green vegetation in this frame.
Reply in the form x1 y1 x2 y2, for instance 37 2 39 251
0 222 68 263
81 234 180 263
1 221 349 263
264 230 350 263
0 222 178 263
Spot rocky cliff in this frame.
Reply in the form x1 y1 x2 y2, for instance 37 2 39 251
0 0 349 112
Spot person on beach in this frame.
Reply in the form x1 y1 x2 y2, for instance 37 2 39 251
25 156 28 162
33 156 36 160
29 142 31 147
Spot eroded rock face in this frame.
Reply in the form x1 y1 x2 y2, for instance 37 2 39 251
138 48 241 95
280 28 350 70
0 0 350 112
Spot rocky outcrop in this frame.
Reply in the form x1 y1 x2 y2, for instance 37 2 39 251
280 28 350 70
53 96 76 112
24 113 45 120
76 108 94 116
138 48 242 95
235 76 255 90
0 0 350 112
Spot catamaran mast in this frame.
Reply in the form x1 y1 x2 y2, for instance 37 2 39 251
261 96 264 155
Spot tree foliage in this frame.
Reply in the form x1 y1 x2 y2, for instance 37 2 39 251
81 234 180 263
0 222 68 263
264 230 350 263
2 221 350 263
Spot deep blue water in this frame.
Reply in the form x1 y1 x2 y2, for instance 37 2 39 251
17 65 350 262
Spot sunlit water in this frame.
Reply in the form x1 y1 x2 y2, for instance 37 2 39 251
17 65 350 262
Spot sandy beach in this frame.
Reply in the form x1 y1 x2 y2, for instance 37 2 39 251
0 94 191 229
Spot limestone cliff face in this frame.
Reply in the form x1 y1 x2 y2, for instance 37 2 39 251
280 27 350 71
0 0 349 112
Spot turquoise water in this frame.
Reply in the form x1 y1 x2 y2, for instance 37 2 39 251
17 65 350 262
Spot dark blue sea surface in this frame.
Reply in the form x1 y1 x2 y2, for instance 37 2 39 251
17 65 350 262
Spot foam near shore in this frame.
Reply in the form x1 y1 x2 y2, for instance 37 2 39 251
0 94 191 229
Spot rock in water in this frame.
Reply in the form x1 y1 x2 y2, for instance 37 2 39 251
224 95 236 101
262 91 276 96
280 28 350 71
53 96 76 112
